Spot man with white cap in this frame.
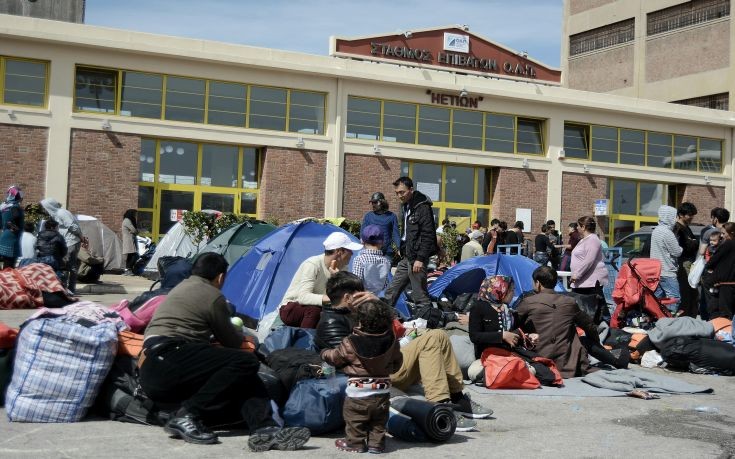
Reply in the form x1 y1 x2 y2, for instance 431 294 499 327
461 230 484 262
278 232 363 329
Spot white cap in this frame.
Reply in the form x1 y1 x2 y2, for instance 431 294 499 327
469 230 484 240
323 232 363 251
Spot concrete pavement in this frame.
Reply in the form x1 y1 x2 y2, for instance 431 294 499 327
1 275 734 458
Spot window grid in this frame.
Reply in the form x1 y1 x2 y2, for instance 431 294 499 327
648 0 730 36
569 19 635 56
564 122 723 173
347 96 545 156
0 56 49 108
73 65 327 135
672 92 729 111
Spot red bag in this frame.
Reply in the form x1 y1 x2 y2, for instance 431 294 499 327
0 321 18 349
480 347 540 389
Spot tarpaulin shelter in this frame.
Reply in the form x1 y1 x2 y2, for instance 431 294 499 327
197 220 276 267
222 220 362 335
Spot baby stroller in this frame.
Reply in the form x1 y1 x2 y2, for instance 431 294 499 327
610 258 673 329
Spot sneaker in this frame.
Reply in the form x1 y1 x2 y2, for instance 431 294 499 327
454 393 493 419
248 426 311 452
454 413 478 432
335 438 367 453
163 412 218 445
368 446 385 454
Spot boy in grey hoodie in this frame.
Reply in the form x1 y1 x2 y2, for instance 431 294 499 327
649 205 683 313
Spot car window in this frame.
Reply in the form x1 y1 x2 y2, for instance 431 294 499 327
615 234 650 259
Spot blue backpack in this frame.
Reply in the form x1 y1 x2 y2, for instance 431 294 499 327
282 375 347 434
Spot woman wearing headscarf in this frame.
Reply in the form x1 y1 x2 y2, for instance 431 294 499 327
121 209 139 275
468 275 521 358
0 185 24 268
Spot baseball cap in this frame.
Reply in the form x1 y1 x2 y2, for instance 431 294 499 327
469 230 484 240
361 224 384 244
369 192 385 203
323 232 363 251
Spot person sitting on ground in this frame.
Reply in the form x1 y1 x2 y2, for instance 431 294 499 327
316 272 493 429
321 299 403 454
34 219 67 275
461 230 484 262
352 224 390 296
139 252 311 451
515 266 628 378
19 221 36 264
77 238 104 284
316 272 375 350
274 232 362 330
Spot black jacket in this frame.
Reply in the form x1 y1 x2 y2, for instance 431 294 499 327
400 190 438 264
315 306 354 350
674 222 698 263
705 239 735 283
35 230 67 262
468 298 519 358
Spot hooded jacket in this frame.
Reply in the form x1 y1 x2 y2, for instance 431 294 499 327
40 198 83 247
400 190 438 264
650 205 683 278
320 327 403 379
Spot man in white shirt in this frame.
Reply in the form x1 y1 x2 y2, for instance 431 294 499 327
278 232 362 328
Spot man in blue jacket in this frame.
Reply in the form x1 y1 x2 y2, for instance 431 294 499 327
361 191 400 261
383 177 438 308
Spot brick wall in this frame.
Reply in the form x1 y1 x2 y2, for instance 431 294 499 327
492 168 548 235
68 129 140 234
679 184 726 226
260 147 326 222
0 123 48 205
561 172 609 236
342 153 402 221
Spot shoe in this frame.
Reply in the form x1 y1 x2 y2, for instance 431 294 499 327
163 412 218 445
454 393 493 419
334 438 367 453
368 446 385 454
454 413 478 432
248 426 311 452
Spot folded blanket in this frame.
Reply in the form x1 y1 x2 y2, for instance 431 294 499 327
648 317 713 346
582 368 713 394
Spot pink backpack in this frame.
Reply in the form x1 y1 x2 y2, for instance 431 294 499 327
111 296 167 333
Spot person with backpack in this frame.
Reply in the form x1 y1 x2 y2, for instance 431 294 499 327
321 299 403 454
139 253 311 451
34 218 67 275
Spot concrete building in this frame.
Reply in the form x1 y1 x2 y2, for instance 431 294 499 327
0 0 84 23
562 0 732 110
0 15 731 246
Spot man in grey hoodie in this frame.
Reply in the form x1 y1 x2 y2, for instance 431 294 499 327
649 205 683 313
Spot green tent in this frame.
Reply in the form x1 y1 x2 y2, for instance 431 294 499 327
198 220 276 266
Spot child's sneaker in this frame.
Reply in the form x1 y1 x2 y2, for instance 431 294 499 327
335 438 367 453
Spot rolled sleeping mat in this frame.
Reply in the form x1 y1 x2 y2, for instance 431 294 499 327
386 408 428 443
390 396 456 442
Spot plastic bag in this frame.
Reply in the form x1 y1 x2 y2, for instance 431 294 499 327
640 350 663 368
688 255 705 289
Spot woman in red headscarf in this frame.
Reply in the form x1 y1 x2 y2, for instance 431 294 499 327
467 275 521 359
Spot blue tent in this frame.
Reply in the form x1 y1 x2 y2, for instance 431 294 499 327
222 220 362 321
395 254 541 312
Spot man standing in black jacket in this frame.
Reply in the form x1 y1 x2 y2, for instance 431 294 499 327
384 176 438 308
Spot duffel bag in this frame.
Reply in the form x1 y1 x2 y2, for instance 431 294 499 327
282 375 347 435
480 347 540 390
6 317 118 422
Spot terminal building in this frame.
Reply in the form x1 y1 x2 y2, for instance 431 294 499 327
0 14 731 245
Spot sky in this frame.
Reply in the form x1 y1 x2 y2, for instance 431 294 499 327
85 0 564 67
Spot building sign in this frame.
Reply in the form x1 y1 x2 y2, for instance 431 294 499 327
594 199 609 216
428 91 483 108
331 27 561 84
443 32 469 53
169 209 185 222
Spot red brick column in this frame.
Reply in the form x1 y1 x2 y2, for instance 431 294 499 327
342 153 402 221
0 123 48 205
68 129 140 233
260 147 326 222
492 168 548 235
561 172 610 237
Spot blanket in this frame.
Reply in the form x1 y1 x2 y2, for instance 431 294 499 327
0 263 70 309
647 317 713 346
581 368 713 394
465 377 625 397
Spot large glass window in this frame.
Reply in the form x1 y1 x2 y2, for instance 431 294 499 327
383 101 416 143
591 126 618 163
201 144 239 187
121 71 162 119
516 118 543 154
2 58 47 107
609 179 670 245
673 135 698 171
611 180 637 215
412 163 442 201
563 124 589 159
139 139 156 183
699 138 723 172
619 129 645 166
452 109 483 150
485 113 515 153
75 67 117 113
418 105 450 147
346 97 380 140
207 81 246 127
289 90 325 134
158 141 198 184
249 86 286 131
165 76 205 123
242 147 259 189
646 132 672 168
445 166 475 203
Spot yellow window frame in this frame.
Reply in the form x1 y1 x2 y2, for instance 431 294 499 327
0 56 50 108
608 179 664 245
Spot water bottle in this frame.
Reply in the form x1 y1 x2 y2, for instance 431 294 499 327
321 362 338 391
399 328 418 347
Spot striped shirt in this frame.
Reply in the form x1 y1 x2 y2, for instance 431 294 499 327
352 248 390 295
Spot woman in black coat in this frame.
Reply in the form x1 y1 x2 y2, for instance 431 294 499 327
704 222 735 319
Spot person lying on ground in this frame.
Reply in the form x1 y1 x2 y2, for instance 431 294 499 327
139 252 311 452
274 232 362 330
321 299 403 453
316 272 493 426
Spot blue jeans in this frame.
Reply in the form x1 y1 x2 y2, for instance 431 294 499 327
655 276 680 313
